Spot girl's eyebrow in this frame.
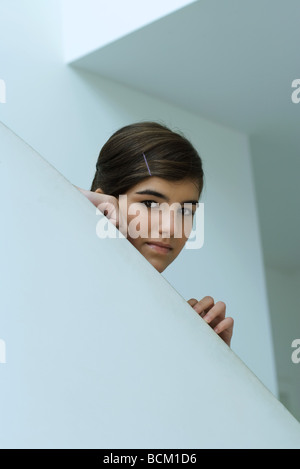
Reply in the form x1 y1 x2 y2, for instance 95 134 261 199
135 189 199 205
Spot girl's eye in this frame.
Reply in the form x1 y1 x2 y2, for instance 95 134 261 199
142 200 160 209
142 200 193 216
182 208 193 216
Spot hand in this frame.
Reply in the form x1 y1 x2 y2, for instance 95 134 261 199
74 185 127 236
187 296 234 347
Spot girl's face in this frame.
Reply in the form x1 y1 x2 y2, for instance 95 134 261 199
118 177 200 273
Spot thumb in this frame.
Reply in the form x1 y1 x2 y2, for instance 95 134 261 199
74 186 106 207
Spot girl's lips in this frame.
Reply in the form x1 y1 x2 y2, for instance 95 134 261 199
146 243 172 254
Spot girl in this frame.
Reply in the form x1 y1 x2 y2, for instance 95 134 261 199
75 122 234 346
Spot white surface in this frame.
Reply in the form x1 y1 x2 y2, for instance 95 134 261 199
62 0 197 62
0 121 300 449
0 0 278 400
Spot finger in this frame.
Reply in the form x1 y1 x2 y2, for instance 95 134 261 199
187 298 198 308
191 296 215 317
213 316 234 334
216 318 234 347
96 200 118 222
203 301 226 324
76 187 104 207
106 202 118 222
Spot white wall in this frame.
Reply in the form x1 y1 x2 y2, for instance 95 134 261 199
1 120 300 449
0 0 278 395
62 0 197 62
265 266 300 420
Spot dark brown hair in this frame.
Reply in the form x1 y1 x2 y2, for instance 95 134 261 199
90 121 204 199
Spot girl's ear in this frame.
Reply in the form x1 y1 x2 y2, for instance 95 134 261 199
95 188 104 194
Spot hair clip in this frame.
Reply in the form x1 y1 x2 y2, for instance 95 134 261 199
143 153 152 176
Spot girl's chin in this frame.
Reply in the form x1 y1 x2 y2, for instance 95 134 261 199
129 241 169 272
148 258 167 273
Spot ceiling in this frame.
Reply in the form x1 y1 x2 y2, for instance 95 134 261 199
70 0 300 271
